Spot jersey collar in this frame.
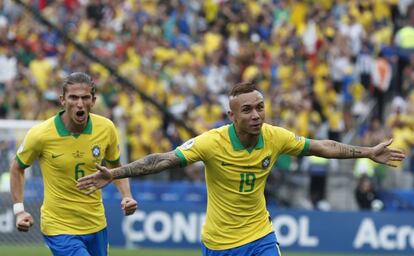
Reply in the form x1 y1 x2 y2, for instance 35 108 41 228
54 110 93 137
228 123 263 152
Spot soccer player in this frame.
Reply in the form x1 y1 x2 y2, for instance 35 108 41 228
10 72 138 256
77 81 405 256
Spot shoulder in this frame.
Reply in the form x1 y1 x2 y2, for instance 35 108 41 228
23 117 55 147
200 124 229 141
261 123 291 135
209 125 228 136
28 117 55 137
184 125 228 149
90 113 116 128
261 123 298 144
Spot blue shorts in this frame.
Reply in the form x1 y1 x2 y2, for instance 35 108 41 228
43 228 108 256
201 232 281 256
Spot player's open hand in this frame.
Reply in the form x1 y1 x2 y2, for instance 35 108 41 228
16 211 34 232
121 197 138 216
370 139 406 167
77 164 113 195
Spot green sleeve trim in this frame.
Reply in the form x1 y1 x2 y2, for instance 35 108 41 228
105 157 120 165
174 148 187 167
298 138 310 157
15 156 30 169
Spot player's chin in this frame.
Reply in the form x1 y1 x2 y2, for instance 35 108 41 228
248 128 261 136
73 119 87 127
249 125 262 134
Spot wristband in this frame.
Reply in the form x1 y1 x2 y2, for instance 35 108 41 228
13 203 24 215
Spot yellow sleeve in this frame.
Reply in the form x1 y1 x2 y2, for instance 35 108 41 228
105 121 121 164
277 127 310 156
174 131 213 167
16 127 42 168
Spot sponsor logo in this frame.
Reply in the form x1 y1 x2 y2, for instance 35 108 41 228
354 218 414 250
221 162 252 169
51 153 64 159
273 215 319 247
17 144 24 154
180 139 195 150
122 211 318 247
221 162 234 166
123 211 206 243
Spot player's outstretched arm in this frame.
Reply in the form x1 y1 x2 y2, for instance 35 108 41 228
77 151 181 194
307 139 405 167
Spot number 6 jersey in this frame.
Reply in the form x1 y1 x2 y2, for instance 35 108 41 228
175 123 309 250
16 111 120 235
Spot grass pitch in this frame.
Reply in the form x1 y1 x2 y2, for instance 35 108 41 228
0 245 386 256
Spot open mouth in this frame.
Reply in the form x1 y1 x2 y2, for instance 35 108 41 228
75 110 86 122
76 110 85 117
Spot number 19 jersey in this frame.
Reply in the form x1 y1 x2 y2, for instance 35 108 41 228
175 123 309 250
16 112 120 235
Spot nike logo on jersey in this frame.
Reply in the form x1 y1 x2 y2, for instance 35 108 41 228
221 162 253 169
52 153 64 159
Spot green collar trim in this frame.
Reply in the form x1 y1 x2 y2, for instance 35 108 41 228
228 123 264 153
54 110 92 137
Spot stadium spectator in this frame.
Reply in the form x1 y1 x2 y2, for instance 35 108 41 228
1 0 413 204
383 96 414 189
394 3 414 93
355 175 381 210
371 51 392 122
402 54 414 93
10 72 137 256
305 155 330 209
355 42 374 91
77 81 405 256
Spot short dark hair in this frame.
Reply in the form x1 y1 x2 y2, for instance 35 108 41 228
62 72 96 96
229 81 258 97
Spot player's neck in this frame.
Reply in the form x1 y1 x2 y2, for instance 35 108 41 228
61 112 87 134
235 128 259 149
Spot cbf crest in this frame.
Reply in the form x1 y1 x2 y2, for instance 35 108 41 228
262 156 271 169
91 145 101 159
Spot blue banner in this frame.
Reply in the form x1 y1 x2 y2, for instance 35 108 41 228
102 181 414 255
19 178 414 254
105 203 414 254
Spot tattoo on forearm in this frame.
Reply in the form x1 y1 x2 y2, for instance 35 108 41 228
330 141 362 158
112 151 181 179
350 147 361 158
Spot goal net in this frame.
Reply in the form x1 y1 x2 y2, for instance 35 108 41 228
0 119 44 245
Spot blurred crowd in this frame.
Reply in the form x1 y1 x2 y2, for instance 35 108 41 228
1 0 414 208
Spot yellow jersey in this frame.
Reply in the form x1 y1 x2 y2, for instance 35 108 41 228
175 123 309 250
16 111 120 235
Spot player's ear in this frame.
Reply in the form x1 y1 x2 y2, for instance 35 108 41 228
59 95 65 107
228 110 235 122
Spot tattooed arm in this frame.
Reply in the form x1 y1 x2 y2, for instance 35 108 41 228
77 151 181 194
308 140 366 158
112 151 181 179
307 139 405 167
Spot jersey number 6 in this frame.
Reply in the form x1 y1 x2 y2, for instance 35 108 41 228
75 163 85 180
